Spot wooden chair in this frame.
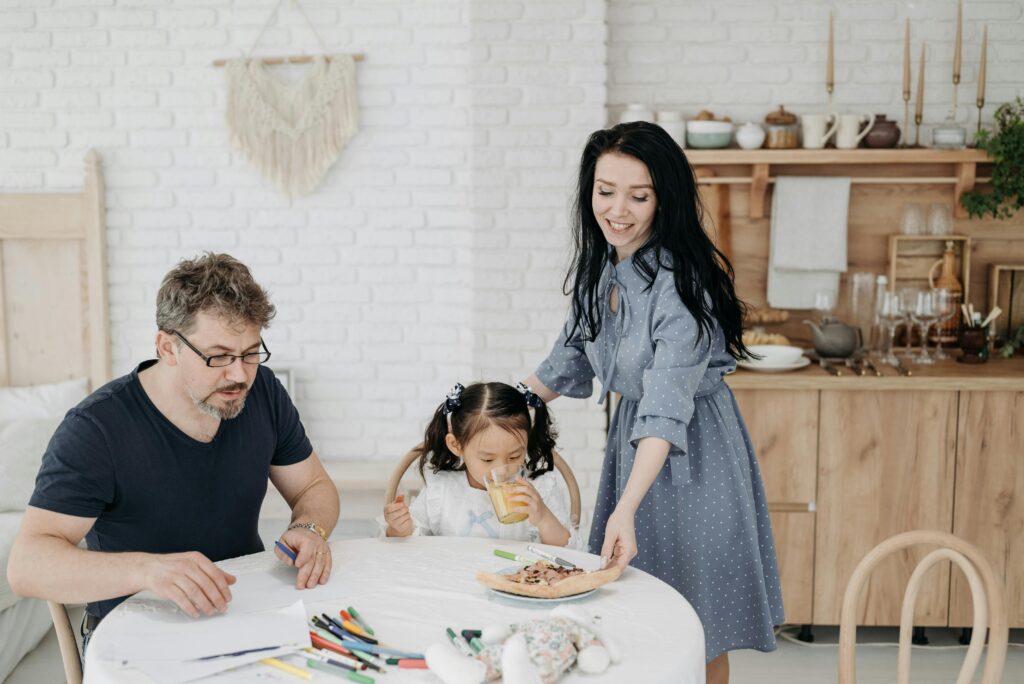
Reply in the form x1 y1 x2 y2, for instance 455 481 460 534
46 601 83 684
384 444 582 529
838 530 1007 684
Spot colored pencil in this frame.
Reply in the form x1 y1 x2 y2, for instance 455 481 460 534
261 657 311 680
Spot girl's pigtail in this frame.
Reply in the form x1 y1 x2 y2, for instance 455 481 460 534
526 401 558 479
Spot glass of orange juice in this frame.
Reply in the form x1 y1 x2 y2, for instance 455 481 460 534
484 463 528 524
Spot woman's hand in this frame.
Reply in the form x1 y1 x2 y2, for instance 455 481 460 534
600 508 637 571
383 495 414 538
510 478 552 526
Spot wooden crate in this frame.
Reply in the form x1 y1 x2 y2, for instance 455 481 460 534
887 235 971 301
988 264 1024 341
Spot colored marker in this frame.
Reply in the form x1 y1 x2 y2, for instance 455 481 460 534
446 627 475 657
395 659 428 669
275 540 297 562
493 549 530 564
306 658 375 684
347 606 376 636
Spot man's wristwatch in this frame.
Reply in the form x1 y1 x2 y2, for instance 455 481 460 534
288 521 327 541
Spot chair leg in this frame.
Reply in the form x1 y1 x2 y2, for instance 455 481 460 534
912 626 928 645
797 624 814 643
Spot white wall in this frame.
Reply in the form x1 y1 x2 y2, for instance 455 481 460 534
607 0 1024 141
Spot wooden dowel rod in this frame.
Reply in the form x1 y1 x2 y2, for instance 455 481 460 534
212 53 364 67
697 176 992 185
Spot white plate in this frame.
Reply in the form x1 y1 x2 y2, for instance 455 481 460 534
485 565 598 604
737 356 811 373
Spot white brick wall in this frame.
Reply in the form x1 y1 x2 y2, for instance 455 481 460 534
608 0 1024 139
0 0 609 530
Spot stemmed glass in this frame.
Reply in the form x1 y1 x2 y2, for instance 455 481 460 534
897 287 921 357
878 293 903 366
910 290 940 365
931 288 957 360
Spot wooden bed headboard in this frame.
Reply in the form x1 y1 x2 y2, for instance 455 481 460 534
0 150 110 390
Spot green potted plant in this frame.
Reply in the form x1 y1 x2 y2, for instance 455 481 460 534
961 97 1024 220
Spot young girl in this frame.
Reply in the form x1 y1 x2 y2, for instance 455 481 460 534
382 382 579 548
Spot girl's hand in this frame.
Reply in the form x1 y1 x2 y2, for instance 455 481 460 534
600 508 637 571
383 495 413 537
510 478 552 526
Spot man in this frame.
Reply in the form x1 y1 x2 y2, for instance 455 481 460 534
6 253 339 643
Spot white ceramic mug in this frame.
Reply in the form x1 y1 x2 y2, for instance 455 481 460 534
835 113 876 149
801 114 838 149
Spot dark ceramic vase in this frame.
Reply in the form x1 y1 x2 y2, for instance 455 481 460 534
864 115 900 148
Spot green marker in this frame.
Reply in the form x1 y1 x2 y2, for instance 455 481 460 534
493 549 529 564
306 658 375 684
347 606 375 636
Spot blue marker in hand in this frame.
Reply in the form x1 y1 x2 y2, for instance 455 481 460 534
274 539 297 562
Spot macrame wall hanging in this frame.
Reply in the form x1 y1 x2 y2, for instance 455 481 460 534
214 0 363 196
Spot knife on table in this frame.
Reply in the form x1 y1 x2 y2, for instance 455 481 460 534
890 357 913 376
844 357 866 376
818 357 843 376
860 356 883 377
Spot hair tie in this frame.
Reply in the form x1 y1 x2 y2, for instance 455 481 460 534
515 382 544 409
442 383 465 416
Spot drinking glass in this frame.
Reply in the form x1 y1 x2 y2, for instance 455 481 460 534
878 292 903 366
926 203 954 236
848 272 876 346
813 289 836 322
897 287 921 356
931 288 957 360
910 290 940 365
483 464 528 524
900 204 926 235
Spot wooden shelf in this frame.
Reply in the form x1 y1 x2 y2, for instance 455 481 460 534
689 148 993 219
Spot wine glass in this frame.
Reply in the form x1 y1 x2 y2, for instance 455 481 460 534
878 292 903 366
931 288 957 360
900 204 926 235
910 290 940 365
897 287 921 356
926 203 954 236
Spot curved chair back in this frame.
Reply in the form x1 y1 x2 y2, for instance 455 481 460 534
47 600 83 684
838 530 1007 684
384 444 581 528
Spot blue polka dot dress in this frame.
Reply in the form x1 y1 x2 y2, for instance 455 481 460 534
535 249 785 663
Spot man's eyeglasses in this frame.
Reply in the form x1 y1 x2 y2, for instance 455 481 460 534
170 330 272 368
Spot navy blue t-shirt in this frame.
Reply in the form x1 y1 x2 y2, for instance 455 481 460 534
29 360 313 618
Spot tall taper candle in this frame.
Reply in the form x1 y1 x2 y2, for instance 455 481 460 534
976 25 987 106
915 43 925 145
953 0 962 84
903 19 911 100
827 11 834 92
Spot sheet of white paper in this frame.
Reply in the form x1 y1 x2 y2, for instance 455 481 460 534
131 645 301 684
95 599 310 664
224 564 338 614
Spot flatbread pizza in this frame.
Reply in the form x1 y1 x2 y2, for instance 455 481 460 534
476 560 621 599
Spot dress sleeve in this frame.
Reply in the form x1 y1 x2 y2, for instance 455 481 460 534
534 309 596 399
532 472 585 550
628 274 714 458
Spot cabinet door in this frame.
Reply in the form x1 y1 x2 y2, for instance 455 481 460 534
814 391 957 626
733 389 818 624
951 391 1024 627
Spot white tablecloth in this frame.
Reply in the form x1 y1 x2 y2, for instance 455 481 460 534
85 536 705 683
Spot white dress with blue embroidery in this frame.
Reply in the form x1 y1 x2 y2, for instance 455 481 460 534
387 469 583 549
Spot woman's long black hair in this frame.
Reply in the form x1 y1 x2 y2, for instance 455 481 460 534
565 121 750 359
418 382 558 481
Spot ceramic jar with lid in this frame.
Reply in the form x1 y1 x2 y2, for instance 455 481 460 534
619 103 653 124
764 105 800 149
863 114 901 148
655 110 686 148
736 122 766 149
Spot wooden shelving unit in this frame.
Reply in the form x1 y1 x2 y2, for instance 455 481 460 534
688 148 992 220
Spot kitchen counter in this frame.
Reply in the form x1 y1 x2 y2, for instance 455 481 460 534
726 354 1024 391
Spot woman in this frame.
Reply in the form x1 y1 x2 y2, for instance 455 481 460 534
523 122 783 683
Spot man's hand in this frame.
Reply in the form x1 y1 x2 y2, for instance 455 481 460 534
383 495 413 537
142 551 237 618
277 527 332 589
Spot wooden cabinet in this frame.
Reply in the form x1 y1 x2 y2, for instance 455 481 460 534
733 389 818 624
951 391 1024 627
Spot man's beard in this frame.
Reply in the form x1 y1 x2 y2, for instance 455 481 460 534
188 382 248 420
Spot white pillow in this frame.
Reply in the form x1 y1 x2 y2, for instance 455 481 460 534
0 377 89 420
0 417 63 512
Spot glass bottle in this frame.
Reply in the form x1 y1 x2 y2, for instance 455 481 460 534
929 240 963 343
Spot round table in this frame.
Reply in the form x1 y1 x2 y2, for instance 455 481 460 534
85 536 705 683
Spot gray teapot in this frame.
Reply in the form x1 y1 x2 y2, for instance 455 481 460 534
803 318 863 358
